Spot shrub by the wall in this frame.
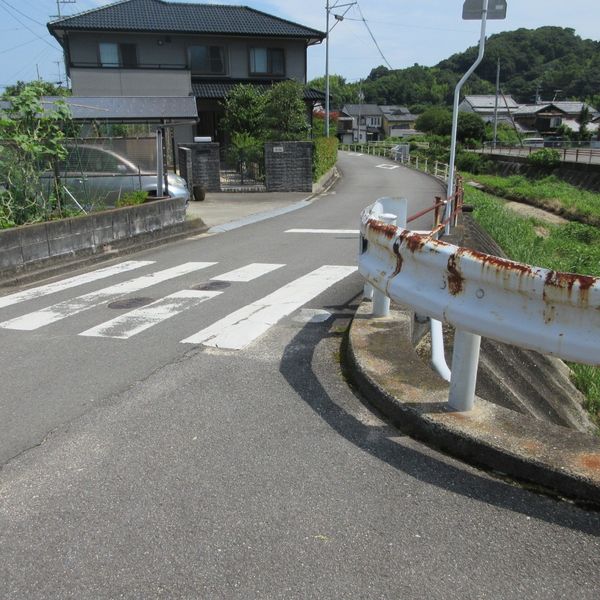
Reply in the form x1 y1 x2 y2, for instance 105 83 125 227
528 148 561 168
313 136 338 182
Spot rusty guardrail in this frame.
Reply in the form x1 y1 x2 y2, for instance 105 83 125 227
359 199 600 411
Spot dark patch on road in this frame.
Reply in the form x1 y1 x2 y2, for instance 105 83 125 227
192 281 231 291
108 297 154 310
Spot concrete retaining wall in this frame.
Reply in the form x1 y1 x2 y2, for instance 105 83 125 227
487 155 600 192
0 197 187 278
265 141 313 193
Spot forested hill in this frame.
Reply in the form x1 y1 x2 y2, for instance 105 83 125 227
313 27 600 110
437 27 600 103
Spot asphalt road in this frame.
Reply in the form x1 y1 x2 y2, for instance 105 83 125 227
0 152 598 599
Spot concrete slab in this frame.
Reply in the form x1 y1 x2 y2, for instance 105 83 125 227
345 301 600 508
185 191 311 228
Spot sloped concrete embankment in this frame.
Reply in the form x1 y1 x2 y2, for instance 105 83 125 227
345 302 600 507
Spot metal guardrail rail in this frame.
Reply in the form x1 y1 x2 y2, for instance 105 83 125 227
479 144 600 165
340 143 450 181
359 195 600 411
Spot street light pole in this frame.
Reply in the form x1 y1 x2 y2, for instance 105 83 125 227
446 0 489 234
445 0 506 234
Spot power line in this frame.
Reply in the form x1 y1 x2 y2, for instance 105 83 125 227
0 1 57 49
0 37 40 55
0 0 46 26
355 2 393 70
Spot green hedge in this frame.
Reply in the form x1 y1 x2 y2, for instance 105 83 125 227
313 136 338 182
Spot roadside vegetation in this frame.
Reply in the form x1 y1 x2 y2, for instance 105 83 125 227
462 172 600 226
464 186 600 427
0 82 73 228
221 81 337 183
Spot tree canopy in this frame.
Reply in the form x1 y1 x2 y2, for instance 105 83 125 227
309 27 600 111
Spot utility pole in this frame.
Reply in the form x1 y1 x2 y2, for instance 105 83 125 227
325 0 330 137
54 60 62 85
324 1 356 137
36 64 41 80
492 58 500 148
53 0 77 19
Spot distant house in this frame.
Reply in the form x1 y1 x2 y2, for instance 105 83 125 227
379 105 419 138
458 94 520 124
47 0 325 147
339 104 384 143
512 101 599 137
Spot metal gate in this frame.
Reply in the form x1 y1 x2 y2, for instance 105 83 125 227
219 144 266 192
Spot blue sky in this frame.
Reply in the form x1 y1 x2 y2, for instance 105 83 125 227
0 0 598 90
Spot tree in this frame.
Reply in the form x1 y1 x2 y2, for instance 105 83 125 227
415 107 452 135
457 112 485 143
3 80 70 98
0 81 72 226
220 84 267 139
263 80 309 141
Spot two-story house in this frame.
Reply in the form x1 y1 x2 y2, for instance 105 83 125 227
339 104 384 143
47 0 325 147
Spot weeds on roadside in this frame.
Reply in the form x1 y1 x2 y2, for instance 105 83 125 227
465 186 600 427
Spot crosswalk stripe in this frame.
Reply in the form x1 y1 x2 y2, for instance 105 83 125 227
79 290 222 339
0 261 154 310
210 263 284 282
0 262 216 331
180 265 357 349
285 229 359 234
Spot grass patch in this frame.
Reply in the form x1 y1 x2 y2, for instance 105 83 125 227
465 186 600 426
464 173 600 225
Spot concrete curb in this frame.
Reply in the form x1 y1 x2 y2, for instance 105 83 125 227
312 165 340 195
345 301 600 508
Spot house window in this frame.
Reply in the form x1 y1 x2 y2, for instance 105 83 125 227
550 116 562 128
249 48 285 76
98 42 137 68
189 46 225 75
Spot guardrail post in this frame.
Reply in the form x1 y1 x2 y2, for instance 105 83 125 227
371 212 398 317
448 330 481 411
424 158 428 173
434 161 439 177
416 156 419 170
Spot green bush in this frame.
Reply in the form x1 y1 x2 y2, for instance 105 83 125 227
455 151 491 174
115 190 148 208
528 148 561 168
313 136 338 182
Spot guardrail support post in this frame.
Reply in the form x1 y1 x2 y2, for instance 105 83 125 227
371 212 398 318
448 330 481 411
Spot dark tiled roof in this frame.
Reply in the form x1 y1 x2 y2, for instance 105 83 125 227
48 0 324 40
192 79 325 101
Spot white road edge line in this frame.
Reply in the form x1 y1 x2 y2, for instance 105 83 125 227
0 262 216 331
181 265 357 350
80 290 222 339
0 260 154 310
211 263 284 282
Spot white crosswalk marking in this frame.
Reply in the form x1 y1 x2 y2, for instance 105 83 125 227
210 263 284 282
181 265 357 349
80 290 221 339
0 262 215 331
0 261 154 310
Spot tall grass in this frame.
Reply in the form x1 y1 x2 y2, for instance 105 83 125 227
465 173 600 224
465 187 600 426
